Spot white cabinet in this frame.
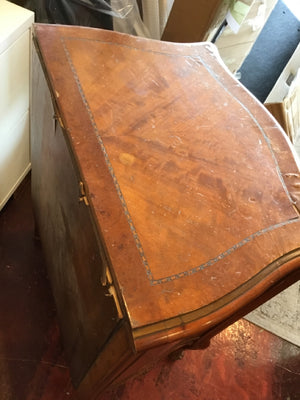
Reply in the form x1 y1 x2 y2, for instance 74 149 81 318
0 1 34 210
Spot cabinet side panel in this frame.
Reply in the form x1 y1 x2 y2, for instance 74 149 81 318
31 47 120 386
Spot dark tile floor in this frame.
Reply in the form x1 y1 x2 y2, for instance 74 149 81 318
0 174 299 400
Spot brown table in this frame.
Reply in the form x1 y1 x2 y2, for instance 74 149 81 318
31 23 300 399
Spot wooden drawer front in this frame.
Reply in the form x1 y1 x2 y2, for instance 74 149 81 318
31 48 120 386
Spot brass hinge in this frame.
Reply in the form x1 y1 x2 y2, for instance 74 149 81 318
103 267 123 319
79 181 89 206
53 113 64 129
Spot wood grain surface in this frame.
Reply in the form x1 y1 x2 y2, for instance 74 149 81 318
32 23 300 357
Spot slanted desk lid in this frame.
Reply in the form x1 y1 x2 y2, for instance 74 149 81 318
33 24 300 350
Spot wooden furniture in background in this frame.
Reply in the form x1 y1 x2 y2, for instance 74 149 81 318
162 0 225 42
31 24 300 399
0 1 34 210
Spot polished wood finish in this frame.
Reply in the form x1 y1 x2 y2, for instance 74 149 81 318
1 175 299 400
31 24 300 397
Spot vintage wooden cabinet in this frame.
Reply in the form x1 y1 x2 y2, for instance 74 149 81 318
31 24 300 399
